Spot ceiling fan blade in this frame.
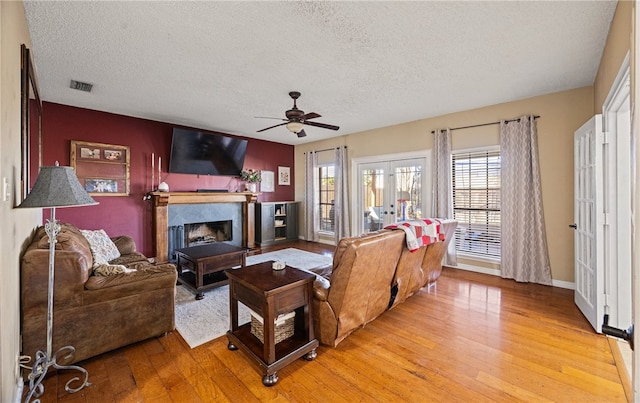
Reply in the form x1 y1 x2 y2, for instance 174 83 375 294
297 129 307 138
300 112 321 121
254 116 287 121
303 121 340 131
257 122 287 132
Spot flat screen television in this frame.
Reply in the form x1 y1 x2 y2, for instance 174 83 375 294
168 128 248 176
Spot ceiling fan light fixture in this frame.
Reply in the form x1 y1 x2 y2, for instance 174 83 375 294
286 121 304 133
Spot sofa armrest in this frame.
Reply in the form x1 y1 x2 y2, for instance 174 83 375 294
313 276 330 301
111 235 137 255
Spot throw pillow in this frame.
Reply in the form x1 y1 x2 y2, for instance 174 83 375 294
93 264 136 276
80 229 121 266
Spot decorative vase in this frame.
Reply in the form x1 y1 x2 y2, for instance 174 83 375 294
246 182 258 193
158 181 169 192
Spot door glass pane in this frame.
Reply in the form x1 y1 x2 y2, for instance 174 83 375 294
362 168 384 232
394 164 422 221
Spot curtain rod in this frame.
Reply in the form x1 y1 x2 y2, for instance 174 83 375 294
430 115 540 134
303 145 347 154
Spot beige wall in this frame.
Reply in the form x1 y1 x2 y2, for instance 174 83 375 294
296 87 593 283
296 1 635 286
0 1 41 400
594 0 633 113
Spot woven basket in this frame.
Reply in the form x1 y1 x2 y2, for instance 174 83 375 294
250 310 295 344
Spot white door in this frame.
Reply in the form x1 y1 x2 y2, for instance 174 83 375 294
356 157 427 234
573 115 605 333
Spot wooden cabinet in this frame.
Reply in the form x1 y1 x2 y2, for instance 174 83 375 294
256 202 299 246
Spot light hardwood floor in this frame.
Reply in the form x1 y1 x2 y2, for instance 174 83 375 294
31 241 627 402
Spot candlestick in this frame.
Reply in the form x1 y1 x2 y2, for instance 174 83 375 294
151 153 155 191
158 156 161 190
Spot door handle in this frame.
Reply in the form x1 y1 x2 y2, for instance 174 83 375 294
569 223 577 229
602 314 634 350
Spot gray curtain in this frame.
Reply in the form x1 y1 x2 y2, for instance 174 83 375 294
500 115 552 284
334 147 350 243
304 151 319 242
432 128 457 266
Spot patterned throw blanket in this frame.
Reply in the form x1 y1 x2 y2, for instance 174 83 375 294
384 218 445 252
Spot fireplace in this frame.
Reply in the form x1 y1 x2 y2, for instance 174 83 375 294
151 192 257 263
168 220 232 260
185 220 232 246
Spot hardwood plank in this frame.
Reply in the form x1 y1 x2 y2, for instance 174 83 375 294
29 240 625 402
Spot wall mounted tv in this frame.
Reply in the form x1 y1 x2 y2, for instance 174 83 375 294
168 128 248 176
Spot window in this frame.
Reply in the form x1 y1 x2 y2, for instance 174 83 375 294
452 149 501 260
319 164 335 232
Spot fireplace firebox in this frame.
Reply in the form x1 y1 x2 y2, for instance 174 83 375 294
168 220 232 260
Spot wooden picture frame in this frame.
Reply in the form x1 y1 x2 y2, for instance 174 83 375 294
71 140 130 196
278 166 290 186
21 44 43 202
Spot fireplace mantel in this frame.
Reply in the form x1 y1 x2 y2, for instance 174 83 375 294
151 191 258 262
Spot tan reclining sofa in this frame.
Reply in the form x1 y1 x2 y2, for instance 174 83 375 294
21 222 177 365
311 219 457 347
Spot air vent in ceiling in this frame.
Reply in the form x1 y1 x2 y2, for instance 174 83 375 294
70 80 93 92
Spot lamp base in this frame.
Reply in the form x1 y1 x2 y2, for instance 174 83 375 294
21 345 91 402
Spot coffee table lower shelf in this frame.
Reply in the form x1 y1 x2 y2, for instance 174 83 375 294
178 270 228 297
227 324 318 385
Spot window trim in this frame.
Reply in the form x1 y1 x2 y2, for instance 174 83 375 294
451 145 501 262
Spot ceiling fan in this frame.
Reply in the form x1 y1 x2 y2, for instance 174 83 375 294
256 91 339 138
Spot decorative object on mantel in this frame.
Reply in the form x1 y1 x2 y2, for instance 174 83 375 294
158 181 169 192
17 163 98 402
240 169 261 192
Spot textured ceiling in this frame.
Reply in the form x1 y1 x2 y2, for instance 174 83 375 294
24 1 616 145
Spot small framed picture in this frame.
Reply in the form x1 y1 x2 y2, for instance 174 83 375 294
261 170 275 192
104 149 123 161
84 179 118 193
278 166 290 185
80 147 100 159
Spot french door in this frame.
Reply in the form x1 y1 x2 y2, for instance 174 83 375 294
355 155 428 234
573 115 604 332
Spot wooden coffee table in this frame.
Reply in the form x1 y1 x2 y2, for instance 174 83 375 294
174 243 246 300
226 261 318 386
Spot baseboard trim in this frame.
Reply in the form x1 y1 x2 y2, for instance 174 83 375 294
449 263 575 290
608 337 632 402
450 262 501 277
298 236 335 246
14 377 23 403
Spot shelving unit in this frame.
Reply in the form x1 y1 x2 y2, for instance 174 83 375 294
256 202 299 246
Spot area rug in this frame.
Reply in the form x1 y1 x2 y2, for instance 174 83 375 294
174 248 332 348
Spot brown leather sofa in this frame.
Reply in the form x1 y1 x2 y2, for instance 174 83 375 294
21 222 177 365
311 219 457 347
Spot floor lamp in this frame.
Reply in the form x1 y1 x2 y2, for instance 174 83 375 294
18 165 98 402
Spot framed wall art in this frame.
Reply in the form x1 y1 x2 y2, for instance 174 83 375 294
278 166 290 186
71 140 130 196
261 170 274 192
21 44 43 201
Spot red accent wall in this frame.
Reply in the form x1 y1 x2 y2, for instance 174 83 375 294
42 102 294 256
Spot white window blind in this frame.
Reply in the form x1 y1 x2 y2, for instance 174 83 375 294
452 149 501 260
318 164 335 233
